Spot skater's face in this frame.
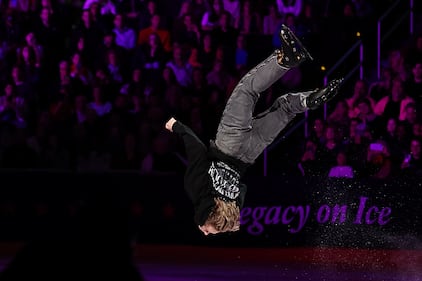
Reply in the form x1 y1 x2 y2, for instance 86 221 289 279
198 224 219 235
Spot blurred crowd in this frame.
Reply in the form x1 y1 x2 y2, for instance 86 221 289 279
0 0 420 179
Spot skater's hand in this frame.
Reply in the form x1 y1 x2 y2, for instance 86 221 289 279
165 117 177 132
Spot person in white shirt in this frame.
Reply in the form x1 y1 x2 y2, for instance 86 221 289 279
328 151 354 178
112 13 136 50
88 86 112 116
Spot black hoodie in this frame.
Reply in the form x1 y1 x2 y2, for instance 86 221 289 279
172 121 249 226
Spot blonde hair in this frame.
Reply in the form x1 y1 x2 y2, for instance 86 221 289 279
205 198 240 232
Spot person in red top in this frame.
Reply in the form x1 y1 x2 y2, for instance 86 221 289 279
137 14 171 53
166 25 343 236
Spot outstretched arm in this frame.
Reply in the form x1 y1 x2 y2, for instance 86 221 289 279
166 117 212 208
166 117 208 167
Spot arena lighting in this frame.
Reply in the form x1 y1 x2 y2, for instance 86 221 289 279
320 65 326 71
356 31 361 37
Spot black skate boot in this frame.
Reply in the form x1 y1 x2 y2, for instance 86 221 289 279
276 24 313 68
306 78 344 110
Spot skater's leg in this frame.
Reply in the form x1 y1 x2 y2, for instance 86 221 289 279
215 52 290 157
242 78 345 163
242 92 310 163
214 24 314 161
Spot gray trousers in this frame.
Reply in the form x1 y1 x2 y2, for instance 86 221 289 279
215 51 307 164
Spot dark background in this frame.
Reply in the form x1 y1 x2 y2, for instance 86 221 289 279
0 171 420 249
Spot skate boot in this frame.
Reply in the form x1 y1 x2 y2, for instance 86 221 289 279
306 78 344 110
276 24 313 68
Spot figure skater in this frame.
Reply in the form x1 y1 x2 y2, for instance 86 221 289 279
165 24 343 235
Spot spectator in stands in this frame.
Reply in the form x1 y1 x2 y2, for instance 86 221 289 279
406 61 422 99
189 67 206 96
138 32 167 87
397 121 412 152
38 0 55 15
309 118 325 145
51 60 83 103
234 34 248 70
17 45 41 87
112 13 136 51
172 13 201 48
72 9 104 66
197 32 216 73
364 140 393 180
328 150 354 178
327 99 350 141
106 49 125 85
166 44 193 88
236 0 261 35
327 99 350 131
87 0 116 31
137 14 172 53
356 98 383 138
176 1 194 22
74 94 89 124
297 138 320 177
21 32 43 68
83 0 116 15
191 0 208 26
173 1 196 35
402 102 419 136
33 7 64 69
0 10 22 54
387 49 408 82
188 47 203 69
95 32 126 70
206 58 231 92
69 51 92 86
162 66 183 112
201 0 225 31
213 10 237 56
380 117 405 169
405 61 422 119
223 0 241 27
0 84 16 120
276 0 302 20
374 77 414 122
71 36 89 67
263 3 283 35
88 85 112 117
120 68 145 97
137 0 161 30
345 79 374 119
317 124 343 172
369 67 393 102
10 65 32 101
400 138 422 176
413 122 422 139
404 34 422 64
